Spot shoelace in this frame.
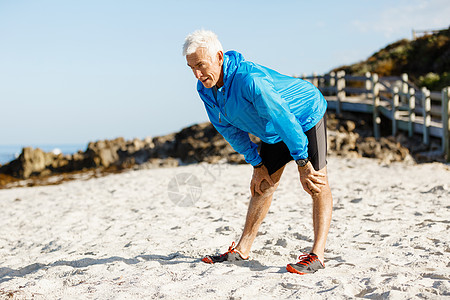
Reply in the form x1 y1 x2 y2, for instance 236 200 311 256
296 253 318 266
219 241 237 257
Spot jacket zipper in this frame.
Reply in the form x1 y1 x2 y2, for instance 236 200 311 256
217 89 226 123
201 89 224 123
222 90 226 118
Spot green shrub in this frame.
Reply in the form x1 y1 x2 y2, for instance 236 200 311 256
419 73 441 90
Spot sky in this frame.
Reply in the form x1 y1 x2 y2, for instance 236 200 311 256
1 0 449 146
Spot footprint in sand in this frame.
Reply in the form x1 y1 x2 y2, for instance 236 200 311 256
275 238 287 248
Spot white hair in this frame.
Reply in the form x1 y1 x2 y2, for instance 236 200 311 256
182 29 223 59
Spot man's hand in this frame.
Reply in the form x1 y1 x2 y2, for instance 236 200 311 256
298 162 326 195
250 165 274 197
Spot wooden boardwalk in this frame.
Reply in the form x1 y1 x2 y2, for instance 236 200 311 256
299 72 450 161
326 95 444 138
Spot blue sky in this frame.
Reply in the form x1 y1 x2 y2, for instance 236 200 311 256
1 0 449 146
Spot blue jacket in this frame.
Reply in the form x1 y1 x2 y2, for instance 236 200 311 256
197 51 327 166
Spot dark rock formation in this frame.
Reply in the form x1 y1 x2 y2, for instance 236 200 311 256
0 111 435 186
326 113 411 163
0 147 68 179
172 122 250 164
0 123 244 180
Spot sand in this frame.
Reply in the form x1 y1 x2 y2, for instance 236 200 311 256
0 156 449 299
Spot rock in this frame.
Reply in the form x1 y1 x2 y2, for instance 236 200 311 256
7 148 46 178
173 123 237 164
227 153 246 164
160 157 179 168
338 120 356 133
152 133 176 159
326 112 411 163
66 151 91 171
144 136 153 145
0 147 62 179
85 137 126 168
124 138 146 153
354 136 411 163
22 147 47 178
356 137 379 158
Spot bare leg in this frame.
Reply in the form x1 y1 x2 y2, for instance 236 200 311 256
235 166 285 257
310 166 333 263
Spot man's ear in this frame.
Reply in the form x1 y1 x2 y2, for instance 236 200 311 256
217 51 224 65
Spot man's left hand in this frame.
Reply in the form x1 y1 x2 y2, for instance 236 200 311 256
298 162 326 195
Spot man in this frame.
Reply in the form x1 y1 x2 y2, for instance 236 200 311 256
183 30 333 275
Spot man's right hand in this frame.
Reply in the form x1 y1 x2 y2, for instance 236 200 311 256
250 165 275 197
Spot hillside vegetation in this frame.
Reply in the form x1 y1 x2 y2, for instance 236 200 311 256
332 26 450 91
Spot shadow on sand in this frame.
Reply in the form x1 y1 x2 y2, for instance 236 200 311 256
0 252 291 284
0 252 193 284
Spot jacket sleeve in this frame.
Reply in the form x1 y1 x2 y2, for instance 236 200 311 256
244 74 308 160
204 103 262 166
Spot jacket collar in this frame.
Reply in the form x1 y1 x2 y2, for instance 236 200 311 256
221 50 245 91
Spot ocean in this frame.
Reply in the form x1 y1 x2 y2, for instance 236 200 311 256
0 144 87 166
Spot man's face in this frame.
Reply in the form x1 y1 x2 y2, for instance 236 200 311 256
186 48 223 88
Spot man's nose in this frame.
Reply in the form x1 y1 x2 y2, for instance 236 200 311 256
194 69 202 79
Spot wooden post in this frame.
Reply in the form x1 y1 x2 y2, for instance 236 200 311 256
372 73 381 139
339 71 346 100
329 71 336 97
392 87 400 136
421 87 431 145
329 71 336 88
312 72 318 87
336 70 346 115
442 87 450 162
301 73 307 81
365 72 372 100
319 76 325 90
408 87 416 137
401 73 409 105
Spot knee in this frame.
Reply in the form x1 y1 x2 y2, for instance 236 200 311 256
311 182 331 199
257 181 278 198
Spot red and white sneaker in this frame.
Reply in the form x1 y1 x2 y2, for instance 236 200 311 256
202 242 249 264
286 253 325 275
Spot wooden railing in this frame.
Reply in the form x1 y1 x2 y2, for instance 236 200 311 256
296 72 450 162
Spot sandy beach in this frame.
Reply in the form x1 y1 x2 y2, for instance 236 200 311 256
0 156 449 299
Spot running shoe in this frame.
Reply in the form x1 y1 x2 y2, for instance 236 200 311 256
286 253 324 275
202 242 249 264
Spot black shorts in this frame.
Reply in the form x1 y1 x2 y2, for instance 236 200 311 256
259 115 327 175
